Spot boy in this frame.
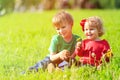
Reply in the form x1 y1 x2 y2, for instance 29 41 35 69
28 11 81 72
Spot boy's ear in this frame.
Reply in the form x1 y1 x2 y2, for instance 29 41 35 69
67 22 73 28
70 22 73 27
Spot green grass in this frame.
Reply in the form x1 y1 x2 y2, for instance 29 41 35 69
0 9 120 80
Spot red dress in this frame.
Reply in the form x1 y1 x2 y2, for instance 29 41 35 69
74 39 110 66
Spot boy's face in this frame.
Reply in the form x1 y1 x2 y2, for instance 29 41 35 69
55 23 72 38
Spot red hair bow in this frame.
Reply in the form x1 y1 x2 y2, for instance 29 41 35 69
80 19 86 31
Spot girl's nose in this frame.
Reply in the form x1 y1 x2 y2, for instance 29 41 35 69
88 30 91 33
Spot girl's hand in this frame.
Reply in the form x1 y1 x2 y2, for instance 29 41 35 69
76 41 82 50
97 64 102 70
105 49 113 58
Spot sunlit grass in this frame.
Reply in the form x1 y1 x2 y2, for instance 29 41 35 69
0 9 120 80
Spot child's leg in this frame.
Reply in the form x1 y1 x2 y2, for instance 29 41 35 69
47 63 55 73
29 56 51 72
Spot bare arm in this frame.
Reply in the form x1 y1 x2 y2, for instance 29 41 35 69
71 41 82 58
50 52 60 61
50 50 70 62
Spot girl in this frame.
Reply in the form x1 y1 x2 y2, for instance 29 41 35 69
72 16 113 68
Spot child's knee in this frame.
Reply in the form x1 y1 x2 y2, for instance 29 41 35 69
47 63 55 73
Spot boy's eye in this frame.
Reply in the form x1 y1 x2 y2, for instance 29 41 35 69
56 28 60 30
61 26 66 29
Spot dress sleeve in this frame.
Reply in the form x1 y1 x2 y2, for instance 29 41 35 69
103 40 112 62
103 40 110 53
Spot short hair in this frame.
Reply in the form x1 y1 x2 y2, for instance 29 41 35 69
86 16 105 37
52 11 73 28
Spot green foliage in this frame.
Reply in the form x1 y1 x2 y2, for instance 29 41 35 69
97 0 115 9
115 0 120 8
0 10 120 80
0 0 14 14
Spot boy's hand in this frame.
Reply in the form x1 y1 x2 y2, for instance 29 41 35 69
59 50 70 60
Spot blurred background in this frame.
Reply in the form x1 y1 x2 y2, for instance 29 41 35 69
0 0 120 16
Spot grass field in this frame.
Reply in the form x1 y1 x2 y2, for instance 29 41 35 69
0 9 120 80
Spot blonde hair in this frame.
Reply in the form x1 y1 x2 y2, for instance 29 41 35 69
86 16 105 37
52 11 73 27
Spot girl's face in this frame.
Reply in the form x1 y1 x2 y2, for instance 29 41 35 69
84 22 99 40
55 23 72 39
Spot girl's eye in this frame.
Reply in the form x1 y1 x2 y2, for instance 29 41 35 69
90 28 95 31
90 29 94 30
85 29 88 31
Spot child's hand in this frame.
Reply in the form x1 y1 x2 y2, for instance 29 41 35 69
105 49 113 58
59 50 70 60
101 49 113 60
76 41 82 50
76 38 82 50
97 64 102 70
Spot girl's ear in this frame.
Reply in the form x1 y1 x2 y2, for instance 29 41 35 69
98 31 100 34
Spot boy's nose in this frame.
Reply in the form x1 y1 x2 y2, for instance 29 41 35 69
58 29 62 35
59 29 63 33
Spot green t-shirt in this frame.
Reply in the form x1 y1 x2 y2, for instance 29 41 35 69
48 34 81 55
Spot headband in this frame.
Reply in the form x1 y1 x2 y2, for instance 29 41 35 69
80 19 86 31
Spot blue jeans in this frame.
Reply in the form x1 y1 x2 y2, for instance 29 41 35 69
29 56 51 72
